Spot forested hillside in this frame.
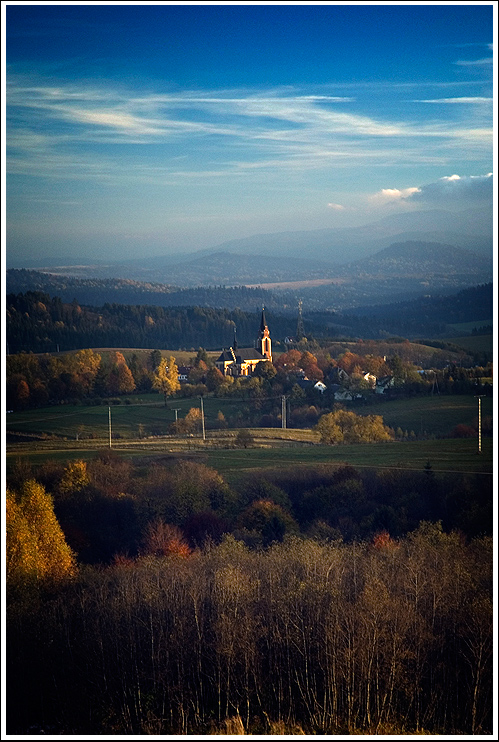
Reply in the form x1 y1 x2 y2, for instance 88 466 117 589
6 292 300 354
308 283 493 345
7 269 284 311
6 283 492 358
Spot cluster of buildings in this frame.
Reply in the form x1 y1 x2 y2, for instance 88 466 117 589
175 309 395 399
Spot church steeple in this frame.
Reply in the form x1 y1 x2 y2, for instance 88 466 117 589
257 307 272 362
233 325 238 351
259 307 267 334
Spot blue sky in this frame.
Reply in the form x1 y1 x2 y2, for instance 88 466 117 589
4 2 495 265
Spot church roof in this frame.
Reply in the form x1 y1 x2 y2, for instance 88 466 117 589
216 349 236 363
235 348 265 362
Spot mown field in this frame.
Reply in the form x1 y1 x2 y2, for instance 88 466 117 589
5 435 492 480
357 394 492 437
52 347 221 366
7 392 492 442
6 390 493 482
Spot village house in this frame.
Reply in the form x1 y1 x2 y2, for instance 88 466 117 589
177 366 191 382
375 375 395 394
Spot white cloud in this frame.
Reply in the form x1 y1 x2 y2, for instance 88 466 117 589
367 173 493 209
327 203 346 210
368 187 420 205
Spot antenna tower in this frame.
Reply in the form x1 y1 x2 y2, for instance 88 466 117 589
296 299 305 341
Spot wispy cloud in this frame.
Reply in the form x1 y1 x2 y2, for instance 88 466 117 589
6 76 493 186
412 97 492 104
455 57 493 66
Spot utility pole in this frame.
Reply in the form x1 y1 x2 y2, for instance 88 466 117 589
173 408 181 422
108 405 112 448
200 396 206 441
476 395 484 454
281 395 287 429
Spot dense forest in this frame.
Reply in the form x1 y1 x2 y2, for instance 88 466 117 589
6 291 303 354
6 269 285 312
6 275 493 344
7 454 493 735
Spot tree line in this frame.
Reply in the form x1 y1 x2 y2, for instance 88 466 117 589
7 337 490 418
8 454 491 568
7 522 492 735
7 452 492 735
6 291 300 355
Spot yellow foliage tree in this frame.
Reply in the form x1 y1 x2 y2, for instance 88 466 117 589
58 460 90 497
6 480 76 586
316 409 393 444
153 356 180 405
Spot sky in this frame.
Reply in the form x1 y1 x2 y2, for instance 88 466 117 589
3 1 495 266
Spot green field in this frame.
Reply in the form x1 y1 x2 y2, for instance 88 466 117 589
6 394 253 441
6 393 492 442
6 393 493 481
357 394 492 437
204 437 492 479
6 436 492 480
442 333 493 355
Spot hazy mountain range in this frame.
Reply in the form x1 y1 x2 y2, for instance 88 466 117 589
192 206 492 264
8 206 492 318
11 206 491 276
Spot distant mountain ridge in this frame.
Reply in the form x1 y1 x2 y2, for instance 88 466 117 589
30 234 491 289
195 207 492 264
8 236 492 319
344 240 492 276
9 206 491 273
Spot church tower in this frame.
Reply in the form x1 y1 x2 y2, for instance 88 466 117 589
257 307 272 362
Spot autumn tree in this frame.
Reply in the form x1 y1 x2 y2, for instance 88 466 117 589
153 356 180 405
73 349 102 395
106 352 136 395
141 520 191 558
148 349 162 371
205 366 225 391
7 480 76 587
316 409 393 444
58 460 90 498
183 406 203 433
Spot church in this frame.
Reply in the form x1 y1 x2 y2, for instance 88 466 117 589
215 308 272 377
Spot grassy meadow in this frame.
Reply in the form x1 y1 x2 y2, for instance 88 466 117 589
7 392 491 442
6 392 492 479
443 333 493 356
357 394 492 437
